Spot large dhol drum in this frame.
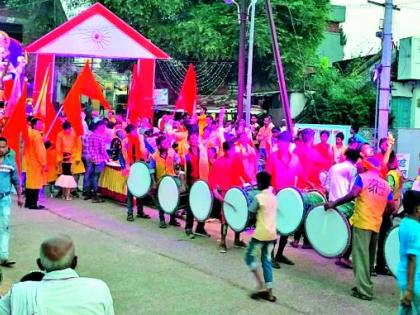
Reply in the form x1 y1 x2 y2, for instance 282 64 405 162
276 188 326 236
223 187 259 232
127 162 152 198
384 225 400 277
304 205 351 258
157 176 187 214
189 180 213 222
335 202 355 219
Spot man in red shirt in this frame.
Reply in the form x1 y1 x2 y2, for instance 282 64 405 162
209 141 252 253
266 131 306 267
314 130 334 168
294 129 328 191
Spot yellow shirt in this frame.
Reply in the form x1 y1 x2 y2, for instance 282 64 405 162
252 188 278 241
350 172 392 233
153 149 176 182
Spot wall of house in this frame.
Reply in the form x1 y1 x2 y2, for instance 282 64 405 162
391 81 420 128
318 5 346 65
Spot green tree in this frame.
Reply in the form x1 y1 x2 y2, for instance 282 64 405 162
4 0 67 44
6 0 330 90
98 0 330 90
297 61 376 127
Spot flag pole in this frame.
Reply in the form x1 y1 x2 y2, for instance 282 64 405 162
44 105 63 139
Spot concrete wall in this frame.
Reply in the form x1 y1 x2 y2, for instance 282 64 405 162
319 32 345 64
391 81 420 128
396 128 420 179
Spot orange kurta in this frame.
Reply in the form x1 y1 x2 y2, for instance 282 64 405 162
24 128 47 189
56 128 85 174
46 147 59 183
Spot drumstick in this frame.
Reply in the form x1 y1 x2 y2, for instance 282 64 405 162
224 200 237 212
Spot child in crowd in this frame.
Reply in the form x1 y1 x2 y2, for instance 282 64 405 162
244 171 277 302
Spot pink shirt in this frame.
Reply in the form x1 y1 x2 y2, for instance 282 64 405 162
265 150 303 192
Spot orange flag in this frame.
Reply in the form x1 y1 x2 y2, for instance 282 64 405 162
175 64 197 116
62 86 83 136
5 74 22 117
127 63 141 123
45 96 62 142
2 82 29 173
33 64 50 118
63 61 110 135
127 61 154 123
74 61 111 109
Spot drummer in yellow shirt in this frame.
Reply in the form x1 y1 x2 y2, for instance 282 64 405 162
245 171 277 303
325 157 395 301
152 135 181 229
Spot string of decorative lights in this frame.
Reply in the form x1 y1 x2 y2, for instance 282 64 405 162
161 62 231 94
157 60 233 95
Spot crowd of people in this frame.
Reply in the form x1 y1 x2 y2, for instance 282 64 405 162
0 104 420 310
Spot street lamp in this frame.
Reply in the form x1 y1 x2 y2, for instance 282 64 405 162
224 0 241 24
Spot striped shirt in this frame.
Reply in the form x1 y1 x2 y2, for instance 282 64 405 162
86 132 109 165
0 151 19 194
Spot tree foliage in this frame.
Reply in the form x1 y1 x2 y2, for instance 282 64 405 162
98 0 330 90
5 0 330 90
5 0 67 43
297 62 376 127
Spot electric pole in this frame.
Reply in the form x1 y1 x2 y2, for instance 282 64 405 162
368 0 398 141
265 0 293 133
237 0 247 121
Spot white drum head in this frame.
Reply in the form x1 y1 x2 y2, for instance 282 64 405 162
276 187 304 235
189 180 213 222
127 162 151 198
384 226 400 277
157 176 180 214
305 205 351 258
223 187 249 232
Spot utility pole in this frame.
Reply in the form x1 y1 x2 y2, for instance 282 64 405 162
264 0 293 133
368 0 399 141
245 0 257 127
237 0 248 121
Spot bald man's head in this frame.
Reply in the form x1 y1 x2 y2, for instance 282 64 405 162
37 235 77 272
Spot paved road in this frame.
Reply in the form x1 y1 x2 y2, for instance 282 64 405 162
0 196 399 315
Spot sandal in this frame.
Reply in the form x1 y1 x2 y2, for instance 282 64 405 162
250 290 277 303
351 288 372 301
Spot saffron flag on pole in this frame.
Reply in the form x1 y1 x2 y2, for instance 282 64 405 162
62 61 110 135
127 60 154 123
175 64 197 116
5 74 22 117
45 96 62 142
33 64 50 118
62 85 83 136
75 61 111 110
127 63 139 123
2 82 28 173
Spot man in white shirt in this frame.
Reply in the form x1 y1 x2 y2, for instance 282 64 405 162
0 235 114 315
326 149 359 202
325 149 359 269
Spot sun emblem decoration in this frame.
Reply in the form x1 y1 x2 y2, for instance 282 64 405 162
74 26 113 50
